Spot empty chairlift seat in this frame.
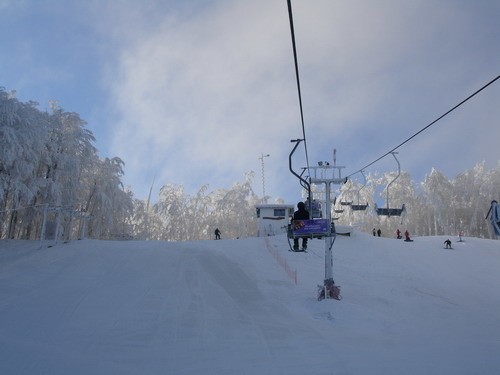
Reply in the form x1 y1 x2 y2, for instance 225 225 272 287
350 203 369 211
375 203 406 217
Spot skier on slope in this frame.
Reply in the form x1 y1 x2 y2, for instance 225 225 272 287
214 228 221 240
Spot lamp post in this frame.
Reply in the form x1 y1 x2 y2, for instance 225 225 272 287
258 153 270 202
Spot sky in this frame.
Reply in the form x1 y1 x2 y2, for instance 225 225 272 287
1 232 500 374
1 0 499 203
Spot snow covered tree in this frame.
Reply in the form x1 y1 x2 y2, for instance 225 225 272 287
212 172 259 239
152 172 259 241
0 88 133 240
421 168 454 235
84 157 133 239
451 162 496 237
155 183 190 241
2 86 498 241
0 88 50 238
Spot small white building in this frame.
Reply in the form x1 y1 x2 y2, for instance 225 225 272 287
255 203 295 237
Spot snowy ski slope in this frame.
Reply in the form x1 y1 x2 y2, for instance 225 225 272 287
1 232 499 375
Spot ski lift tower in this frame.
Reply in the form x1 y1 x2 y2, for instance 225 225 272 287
307 149 346 300
289 142 345 300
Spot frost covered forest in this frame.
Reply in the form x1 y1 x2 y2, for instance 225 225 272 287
1 88 499 241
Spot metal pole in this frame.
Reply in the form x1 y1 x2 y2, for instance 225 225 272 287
39 204 48 247
324 181 333 282
357 170 366 205
386 152 400 210
54 207 61 246
258 153 270 202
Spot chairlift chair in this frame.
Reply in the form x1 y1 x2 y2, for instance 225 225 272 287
351 203 369 211
375 152 406 217
332 196 344 214
286 218 336 251
287 139 337 252
305 199 323 218
350 170 369 211
375 204 406 216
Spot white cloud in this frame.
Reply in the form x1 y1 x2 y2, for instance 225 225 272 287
100 0 500 201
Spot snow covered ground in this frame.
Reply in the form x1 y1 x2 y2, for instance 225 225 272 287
1 232 499 375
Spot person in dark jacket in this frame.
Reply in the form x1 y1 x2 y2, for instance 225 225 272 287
292 201 309 250
214 228 221 240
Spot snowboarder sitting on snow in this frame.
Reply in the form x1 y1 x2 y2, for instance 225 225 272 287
291 201 309 250
214 228 221 240
444 239 452 249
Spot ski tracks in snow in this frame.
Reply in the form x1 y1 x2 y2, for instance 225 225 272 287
0 239 344 375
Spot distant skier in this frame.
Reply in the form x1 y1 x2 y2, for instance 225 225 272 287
444 239 452 249
214 228 221 240
377 228 381 237
404 230 412 242
396 229 402 239
292 201 309 251
372 228 376 236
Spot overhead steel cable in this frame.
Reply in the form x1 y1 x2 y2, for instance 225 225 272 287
347 74 500 179
287 0 311 172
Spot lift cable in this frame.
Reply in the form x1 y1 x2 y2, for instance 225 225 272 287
287 0 311 173
347 74 500 179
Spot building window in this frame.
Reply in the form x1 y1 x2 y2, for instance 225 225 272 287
274 208 286 217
